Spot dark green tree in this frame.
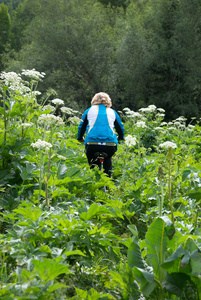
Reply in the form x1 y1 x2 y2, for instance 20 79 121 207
7 0 118 108
116 0 201 119
0 3 11 70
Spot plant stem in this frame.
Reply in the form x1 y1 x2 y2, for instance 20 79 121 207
168 162 174 226
159 180 164 216
45 148 52 207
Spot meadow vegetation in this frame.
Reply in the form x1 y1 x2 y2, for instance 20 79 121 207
0 70 201 299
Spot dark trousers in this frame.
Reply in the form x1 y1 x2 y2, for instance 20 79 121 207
85 144 117 177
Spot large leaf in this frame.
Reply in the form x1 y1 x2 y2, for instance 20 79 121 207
32 258 72 282
164 272 191 296
128 229 145 269
145 217 175 280
132 267 157 297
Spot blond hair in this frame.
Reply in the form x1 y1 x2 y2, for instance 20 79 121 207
91 92 112 108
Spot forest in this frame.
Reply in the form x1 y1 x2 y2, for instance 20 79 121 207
0 0 201 299
0 0 201 119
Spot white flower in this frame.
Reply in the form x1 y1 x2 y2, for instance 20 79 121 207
136 121 147 128
148 104 157 111
31 139 52 151
161 122 168 126
154 127 164 131
188 124 195 129
51 98 64 106
0 71 21 86
38 114 64 128
125 135 137 147
68 116 81 125
159 141 177 149
21 69 46 80
139 106 156 113
20 122 34 127
175 116 187 122
42 105 55 111
57 154 67 160
157 108 165 113
167 127 176 131
157 113 165 118
61 107 76 114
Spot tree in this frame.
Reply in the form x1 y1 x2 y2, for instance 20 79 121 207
115 0 201 119
0 3 11 70
7 0 118 108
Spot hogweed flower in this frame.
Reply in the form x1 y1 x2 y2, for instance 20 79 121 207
159 141 177 150
31 139 52 151
68 116 81 125
157 108 165 113
125 135 137 147
42 105 55 111
136 121 147 128
61 106 79 115
38 114 64 128
51 98 64 106
21 69 46 80
20 122 34 127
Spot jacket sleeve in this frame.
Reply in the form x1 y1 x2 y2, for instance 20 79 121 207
77 109 88 140
114 111 125 140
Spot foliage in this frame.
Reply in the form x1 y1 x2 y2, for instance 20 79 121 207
0 71 201 299
1 0 201 118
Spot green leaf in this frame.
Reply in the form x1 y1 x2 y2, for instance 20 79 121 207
47 283 67 293
164 272 190 296
182 169 191 181
145 217 174 279
132 267 157 297
57 163 68 179
14 203 43 222
190 249 201 275
128 240 145 269
32 258 72 282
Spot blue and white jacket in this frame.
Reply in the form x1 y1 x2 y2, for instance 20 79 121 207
77 104 124 145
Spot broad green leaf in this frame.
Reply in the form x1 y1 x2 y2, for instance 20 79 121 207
47 283 67 293
182 169 191 181
14 204 43 222
57 163 68 179
32 258 72 282
164 272 190 296
162 244 185 271
190 250 201 275
132 267 157 297
128 240 145 269
145 217 174 280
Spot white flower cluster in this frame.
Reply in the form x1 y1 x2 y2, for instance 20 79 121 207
61 107 79 115
0 71 28 93
38 114 64 128
136 121 147 128
159 141 177 149
125 135 137 147
42 105 55 111
139 105 156 113
20 122 34 127
31 139 52 151
57 154 67 160
51 98 64 106
123 107 142 119
157 108 165 113
0 71 21 86
68 116 81 125
21 69 46 80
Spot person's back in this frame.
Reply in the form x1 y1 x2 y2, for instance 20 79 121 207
77 92 124 177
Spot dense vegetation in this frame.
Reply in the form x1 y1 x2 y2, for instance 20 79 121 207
0 70 201 299
0 0 201 119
